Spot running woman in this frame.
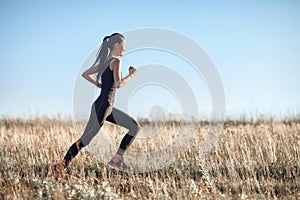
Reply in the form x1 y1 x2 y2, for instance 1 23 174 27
51 33 140 174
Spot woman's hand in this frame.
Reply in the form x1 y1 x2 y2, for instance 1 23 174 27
82 65 100 87
128 66 137 76
112 59 136 88
97 82 102 88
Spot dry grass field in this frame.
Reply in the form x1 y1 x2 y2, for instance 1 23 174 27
0 116 300 199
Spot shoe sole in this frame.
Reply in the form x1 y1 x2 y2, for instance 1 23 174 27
108 161 132 172
50 165 65 178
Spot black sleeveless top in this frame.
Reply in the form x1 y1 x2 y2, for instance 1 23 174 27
99 62 116 105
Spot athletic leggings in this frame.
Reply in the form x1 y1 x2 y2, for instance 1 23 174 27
63 97 140 167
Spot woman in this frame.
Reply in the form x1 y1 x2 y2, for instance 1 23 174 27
51 33 140 174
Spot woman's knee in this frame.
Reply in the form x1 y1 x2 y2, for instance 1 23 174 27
137 123 141 133
130 120 140 136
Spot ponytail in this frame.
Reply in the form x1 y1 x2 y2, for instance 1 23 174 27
91 36 109 68
90 33 125 82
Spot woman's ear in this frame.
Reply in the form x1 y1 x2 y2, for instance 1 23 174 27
113 43 119 49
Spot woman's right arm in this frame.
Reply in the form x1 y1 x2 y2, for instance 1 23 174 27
111 59 137 88
82 66 102 88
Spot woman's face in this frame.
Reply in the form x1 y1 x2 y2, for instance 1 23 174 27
115 39 126 56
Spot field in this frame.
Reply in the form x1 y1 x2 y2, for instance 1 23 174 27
1 116 300 199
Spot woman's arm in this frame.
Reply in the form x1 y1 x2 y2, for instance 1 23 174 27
111 59 137 88
82 66 102 88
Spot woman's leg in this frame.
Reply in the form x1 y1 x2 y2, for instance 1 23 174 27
106 107 140 158
61 100 112 168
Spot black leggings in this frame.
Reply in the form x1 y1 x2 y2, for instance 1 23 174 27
63 97 140 167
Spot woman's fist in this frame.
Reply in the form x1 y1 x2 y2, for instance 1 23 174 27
129 66 137 76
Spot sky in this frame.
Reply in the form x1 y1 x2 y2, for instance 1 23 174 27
1 0 300 120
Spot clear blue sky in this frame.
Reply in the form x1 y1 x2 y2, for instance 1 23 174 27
1 0 300 120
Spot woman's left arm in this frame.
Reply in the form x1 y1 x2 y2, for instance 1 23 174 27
82 66 102 88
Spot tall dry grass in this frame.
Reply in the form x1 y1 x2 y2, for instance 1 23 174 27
0 116 299 199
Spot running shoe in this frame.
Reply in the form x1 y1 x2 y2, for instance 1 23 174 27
108 156 132 172
50 163 64 178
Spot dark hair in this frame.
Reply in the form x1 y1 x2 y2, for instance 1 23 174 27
91 33 125 82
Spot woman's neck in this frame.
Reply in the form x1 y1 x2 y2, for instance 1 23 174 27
108 49 118 58
109 55 117 58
